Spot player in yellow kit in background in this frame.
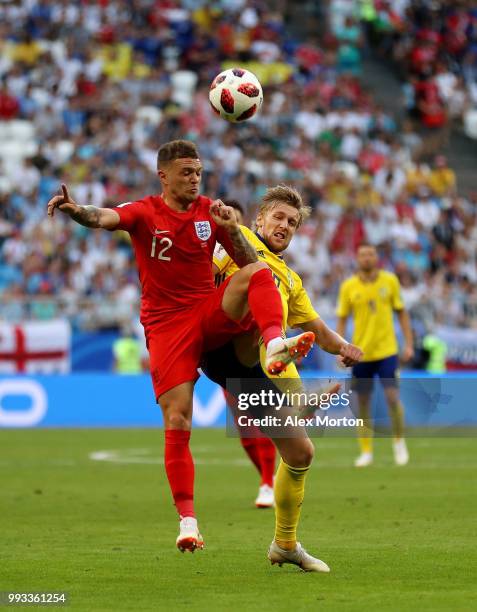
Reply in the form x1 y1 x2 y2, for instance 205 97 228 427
336 244 414 467
204 185 362 572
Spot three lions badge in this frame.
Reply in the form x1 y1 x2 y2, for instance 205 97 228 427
194 221 211 241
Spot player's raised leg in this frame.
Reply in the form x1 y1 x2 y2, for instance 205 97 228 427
221 261 315 374
268 436 330 573
159 381 204 552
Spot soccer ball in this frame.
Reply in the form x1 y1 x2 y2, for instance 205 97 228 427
209 68 263 123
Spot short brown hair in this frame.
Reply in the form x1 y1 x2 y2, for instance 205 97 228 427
223 199 245 216
357 242 376 251
157 140 199 169
259 184 311 227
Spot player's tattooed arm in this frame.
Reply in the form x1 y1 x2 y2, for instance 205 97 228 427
70 205 120 229
225 225 258 267
210 199 257 267
69 205 101 227
47 184 119 230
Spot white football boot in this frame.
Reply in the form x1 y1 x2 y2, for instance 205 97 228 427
268 541 330 573
393 438 409 466
265 332 315 376
255 484 274 508
176 517 204 553
354 451 373 467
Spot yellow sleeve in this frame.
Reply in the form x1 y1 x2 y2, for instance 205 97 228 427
287 274 319 328
213 225 253 273
336 280 351 317
239 225 259 245
213 242 233 274
390 273 404 311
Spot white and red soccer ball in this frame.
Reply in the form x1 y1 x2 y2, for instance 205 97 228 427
209 68 263 123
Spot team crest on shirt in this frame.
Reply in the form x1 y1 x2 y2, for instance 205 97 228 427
379 286 388 298
287 269 294 289
194 221 211 241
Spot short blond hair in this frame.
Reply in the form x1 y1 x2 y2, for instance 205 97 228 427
258 185 311 227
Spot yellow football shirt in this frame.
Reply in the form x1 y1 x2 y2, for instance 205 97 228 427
214 225 319 331
336 271 404 362
213 225 319 382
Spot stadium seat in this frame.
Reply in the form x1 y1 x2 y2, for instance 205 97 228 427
8 120 36 142
53 140 75 164
0 175 13 194
0 264 22 289
463 110 477 140
0 122 10 144
333 161 359 180
0 141 38 165
0 141 27 161
170 70 198 109
135 106 162 126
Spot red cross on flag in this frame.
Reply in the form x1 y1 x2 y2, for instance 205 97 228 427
0 320 71 373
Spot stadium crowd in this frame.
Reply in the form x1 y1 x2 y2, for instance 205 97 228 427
1 0 477 336
347 0 477 136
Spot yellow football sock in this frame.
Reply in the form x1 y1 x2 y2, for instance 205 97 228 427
274 459 309 550
357 399 373 454
358 434 373 454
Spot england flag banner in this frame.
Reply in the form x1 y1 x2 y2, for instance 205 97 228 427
0 320 71 374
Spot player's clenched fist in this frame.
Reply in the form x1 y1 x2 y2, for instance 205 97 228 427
47 184 79 218
338 343 363 367
209 199 239 228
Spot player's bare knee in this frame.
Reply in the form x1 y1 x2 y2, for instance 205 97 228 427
164 409 191 430
227 262 268 298
385 388 399 407
247 261 268 278
299 440 315 467
284 439 314 468
238 261 268 283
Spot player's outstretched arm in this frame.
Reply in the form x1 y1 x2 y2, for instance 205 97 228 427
47 184 120 230
335 316 347 342
210 200 257 267
302 318 362 366
397 308 414 362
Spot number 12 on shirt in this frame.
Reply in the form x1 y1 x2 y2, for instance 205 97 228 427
151 235 173 261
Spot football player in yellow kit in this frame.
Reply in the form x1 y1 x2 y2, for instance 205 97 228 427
336 243 414 467
202 185 362 573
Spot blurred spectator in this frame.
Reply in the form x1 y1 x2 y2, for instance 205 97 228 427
112 323 143 374
428 155 456 196
363 0 477 139
330 208 366 254
0 0 475 336
413 186 441 230
0 81 20 119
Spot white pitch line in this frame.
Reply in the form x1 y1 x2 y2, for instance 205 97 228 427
89 449 250 466
88 449 477 469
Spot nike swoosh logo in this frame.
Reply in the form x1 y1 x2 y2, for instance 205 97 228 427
155 230 170 234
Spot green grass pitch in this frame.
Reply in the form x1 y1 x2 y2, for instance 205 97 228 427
1 429 476 611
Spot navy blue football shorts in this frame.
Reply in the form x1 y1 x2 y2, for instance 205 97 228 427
351 354 399 393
